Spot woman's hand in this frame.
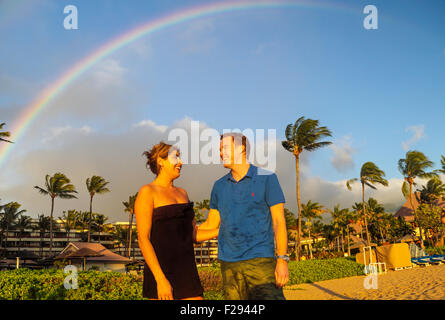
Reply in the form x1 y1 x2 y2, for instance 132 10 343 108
157 277 173 300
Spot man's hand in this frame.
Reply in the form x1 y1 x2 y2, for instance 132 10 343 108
275 259 289 288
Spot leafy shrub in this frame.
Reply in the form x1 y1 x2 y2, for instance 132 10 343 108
287 257 365 285
0 269 144 300
425 246 445 256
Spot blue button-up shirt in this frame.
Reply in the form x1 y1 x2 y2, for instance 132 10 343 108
210 164 285 262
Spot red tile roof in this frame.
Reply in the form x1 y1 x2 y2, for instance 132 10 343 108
56 242 131 263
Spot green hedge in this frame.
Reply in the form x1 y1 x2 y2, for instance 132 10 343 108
287 258 365 285
0 258 364 300
0 269 143 300
425 246 445 256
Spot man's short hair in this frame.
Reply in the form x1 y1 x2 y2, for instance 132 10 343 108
220 132 250 157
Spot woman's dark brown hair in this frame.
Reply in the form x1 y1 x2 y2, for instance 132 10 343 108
142 142 173 175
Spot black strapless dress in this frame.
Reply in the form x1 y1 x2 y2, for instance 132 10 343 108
143 202 203 299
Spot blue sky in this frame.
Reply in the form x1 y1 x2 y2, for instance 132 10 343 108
1 0 444 220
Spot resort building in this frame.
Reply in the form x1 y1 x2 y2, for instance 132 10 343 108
0 218 219 267
55 242 132 273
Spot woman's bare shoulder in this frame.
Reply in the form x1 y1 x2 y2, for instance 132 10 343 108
137 184 157 197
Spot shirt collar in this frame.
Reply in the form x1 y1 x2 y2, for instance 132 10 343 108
226 164 256 182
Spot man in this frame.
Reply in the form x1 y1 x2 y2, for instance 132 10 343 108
198 132 289 300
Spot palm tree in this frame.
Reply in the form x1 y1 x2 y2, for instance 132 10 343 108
34 173 78 253
123 193 137 258
282 116 332 260
92 213 108 242
416 177 445 204
36 214 51 257
398 150 437 248
415 177 445 246
15 214 32 254
329 204 350 253
86 176 110 242
60 210 77 243
1 202 26 255
301 200 324 259
0 122 13 143
74 211 90 241
346 162 388 246
111 225 128 256
435 155 445 176
351 202 365 240
365 198 386 244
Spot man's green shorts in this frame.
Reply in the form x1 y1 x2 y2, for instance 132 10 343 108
219 257 286 300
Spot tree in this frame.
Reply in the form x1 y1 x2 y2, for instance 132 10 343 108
15 214 33 254
0 122 13 143
36 214 51 258
74 211 90 241
34 173 78 253
282 116 332 260
1 202 26 256
111 225 128 256
351 202 365 239
416 177 445 204
435 155 445 176
346 162 388 246
301 200 324 259
415 204 444 246
86 175 110 242
398 150 437 248
194 200 210 224
92 213 108 242
415 177 445 246
388 216 415 242
123 193 137 258
365 198 388 244
329 204 350 253
60 210 77 243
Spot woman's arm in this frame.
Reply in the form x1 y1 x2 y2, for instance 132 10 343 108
135 185 173 300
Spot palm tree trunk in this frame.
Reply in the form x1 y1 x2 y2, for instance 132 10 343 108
341 230 345 253
409 182 424 249
362 182 370 247
5 225 8 253
128 214 134 258
295 154 301 261
308 226 313 259
50 196 55 253
88 195 93 243
347 227 351 256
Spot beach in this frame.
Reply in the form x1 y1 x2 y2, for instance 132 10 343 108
283 264 445 300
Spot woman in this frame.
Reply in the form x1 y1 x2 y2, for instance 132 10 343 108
135 142 219 300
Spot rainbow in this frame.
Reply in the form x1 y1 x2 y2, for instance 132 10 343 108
0 0 355 169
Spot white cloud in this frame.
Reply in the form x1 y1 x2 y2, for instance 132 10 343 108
330 135 357 173
133 120 167 133
91 59 127 87
402 124 426 150
41 125 92 144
